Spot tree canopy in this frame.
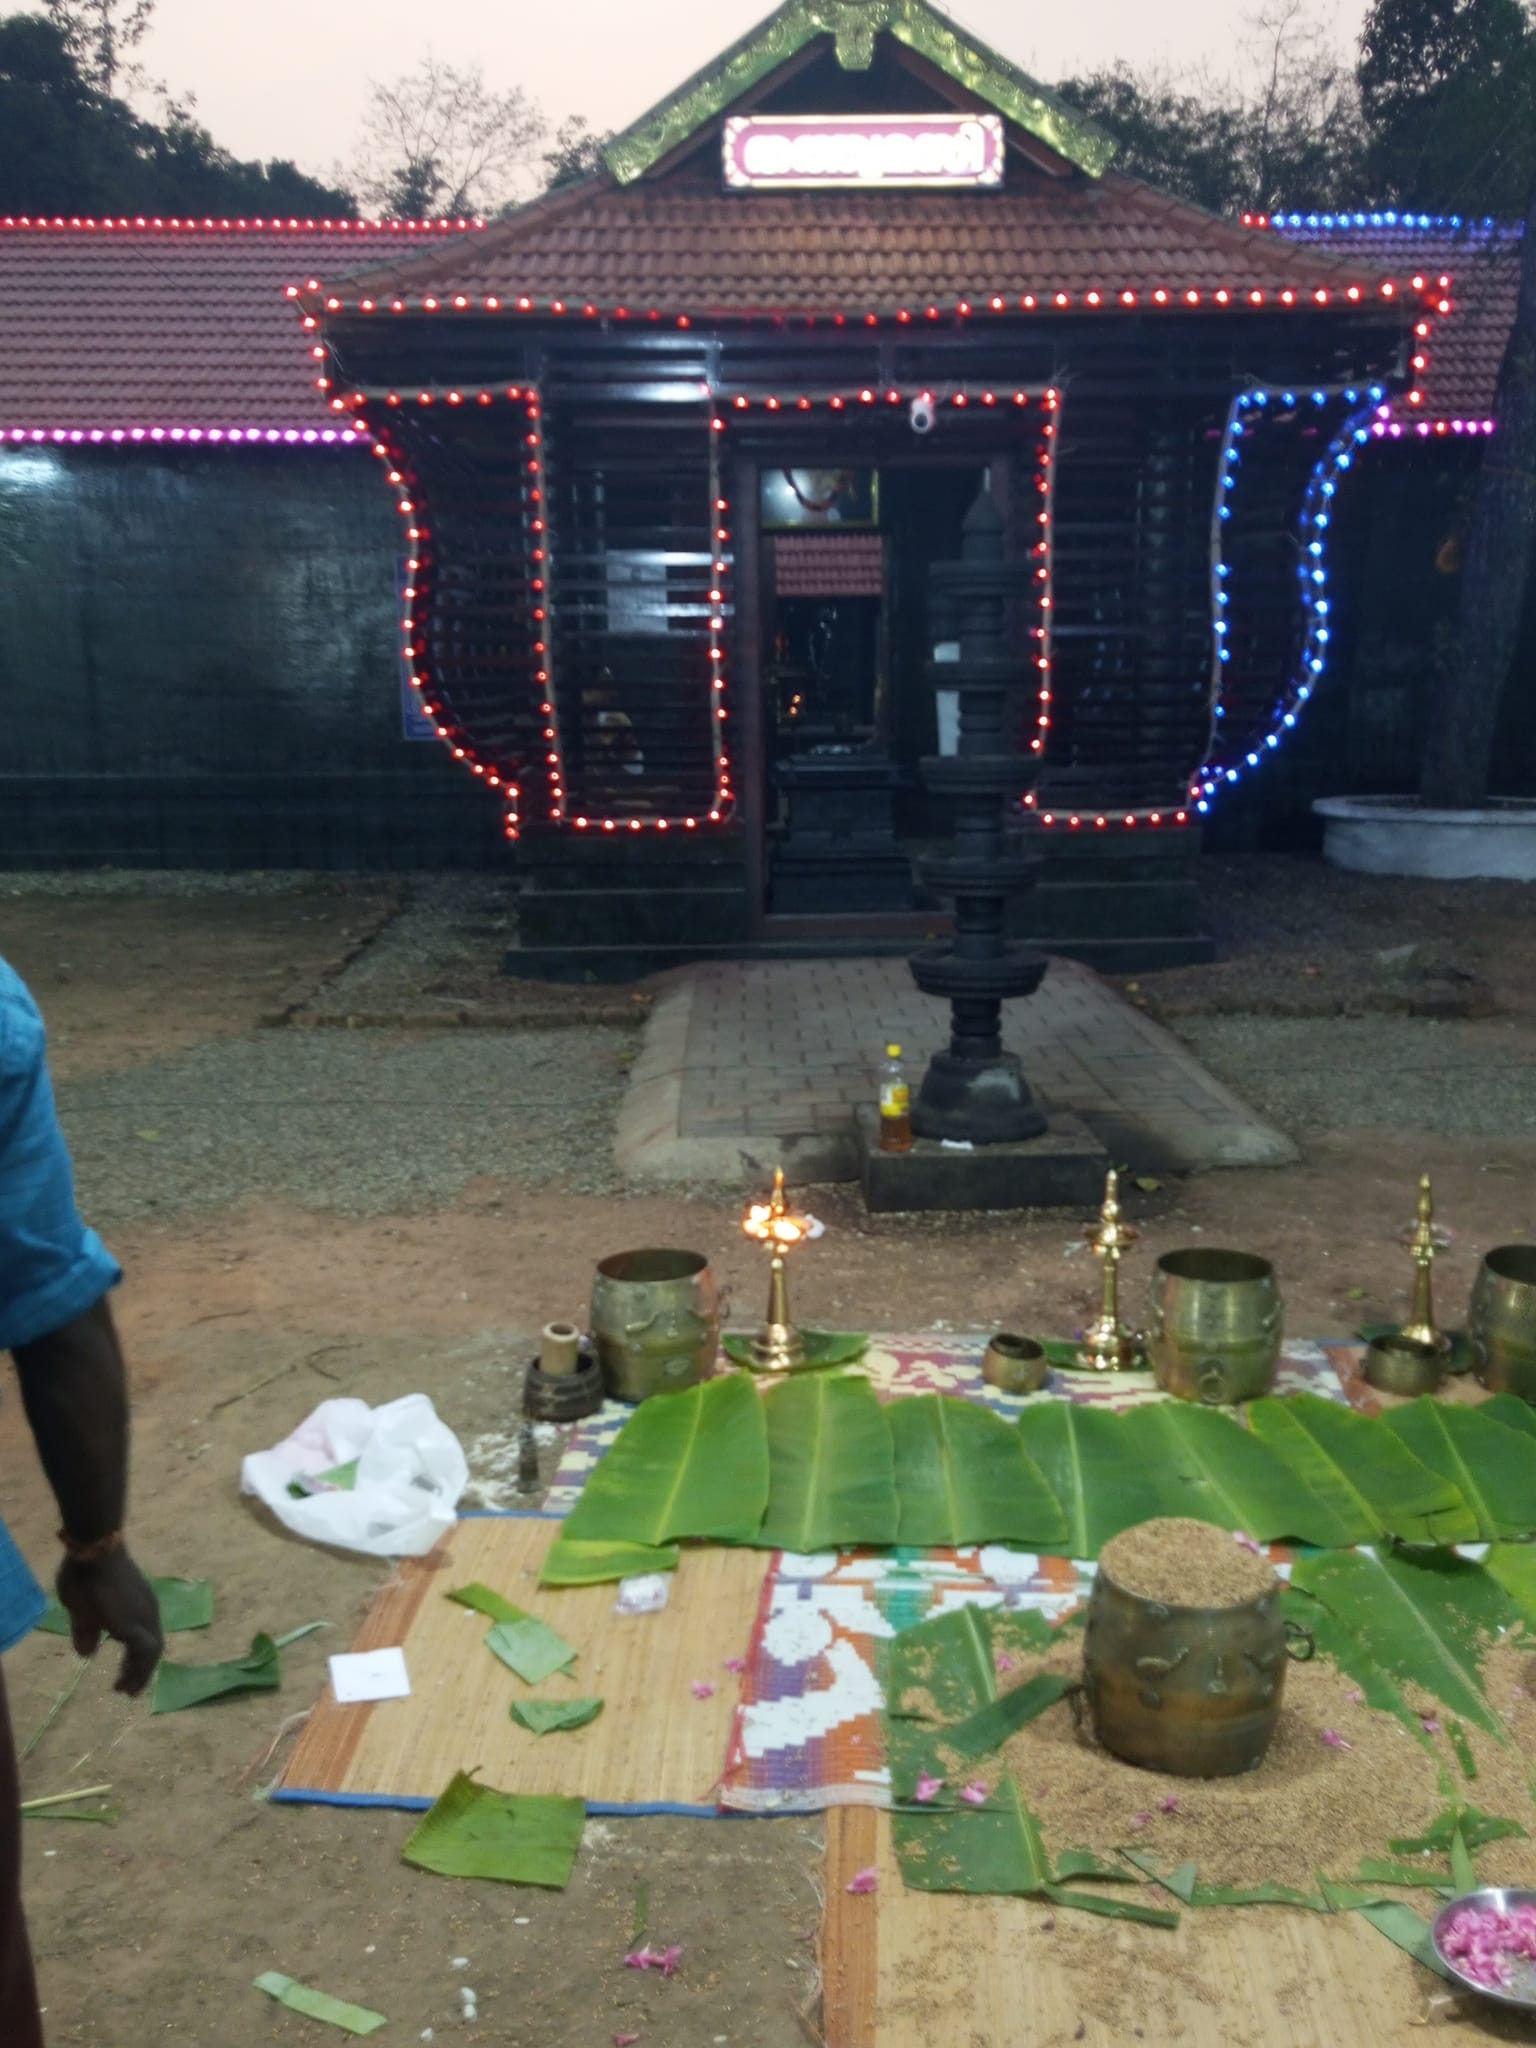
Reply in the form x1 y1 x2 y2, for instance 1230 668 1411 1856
0 13 354 213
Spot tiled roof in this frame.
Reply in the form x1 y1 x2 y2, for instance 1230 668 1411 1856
308 170 1410 316
0 221 478 435
1266 214 1521 425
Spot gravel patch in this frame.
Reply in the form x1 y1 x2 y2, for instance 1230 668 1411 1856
1178 1015 1536 1140
295 876 512 1018
58 1027 632 1224
0 869 369 899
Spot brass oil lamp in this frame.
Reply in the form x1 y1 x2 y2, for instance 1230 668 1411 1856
1399 1173 1452 1358
742 1167 815 1372
1078 1168 1144 1373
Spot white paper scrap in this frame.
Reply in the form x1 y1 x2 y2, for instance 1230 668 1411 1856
615 1573 673 1616
329 1646 411 1704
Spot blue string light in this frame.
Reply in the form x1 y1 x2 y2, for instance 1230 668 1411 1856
1193 387 1385 815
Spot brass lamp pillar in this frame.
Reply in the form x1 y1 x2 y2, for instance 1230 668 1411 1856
743 1168 813 1373
1399 1173 1452 1357
1078 1169 1143 1373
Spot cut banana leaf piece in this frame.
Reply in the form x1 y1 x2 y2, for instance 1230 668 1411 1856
151 1632 282 1715
510 1697 603 1735
1379 1399 1536 1541
1016 1402 1163 1557
1483 1543 1536 1629
401 1771 585 1888
254 1973 387 2035
1249 1392 1473 1544
759 1374 898 1552
1117 1401 1348 1547
1480 1393 1536 1440
558 1373 769 1549
889 1395 1065 1548
1290 1546 1515 1738
539 1535 679 1587
485 1617 576 1686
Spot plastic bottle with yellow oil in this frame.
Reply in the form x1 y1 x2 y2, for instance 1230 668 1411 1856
878 1043 913 1154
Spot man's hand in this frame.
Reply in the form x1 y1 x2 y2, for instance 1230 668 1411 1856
56 1548 163 1696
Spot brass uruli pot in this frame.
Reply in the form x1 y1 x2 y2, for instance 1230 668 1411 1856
982 1333 1049 1395
1363 1331 1444 1398
590 1249 720 1404
1147 1248 1283 1406
1469 1245 1536 1404
1083 1558 1312 1778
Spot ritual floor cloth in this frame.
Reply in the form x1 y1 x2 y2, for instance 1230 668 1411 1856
271 1512 760 1815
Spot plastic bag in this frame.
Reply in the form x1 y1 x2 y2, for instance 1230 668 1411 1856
241 1394 468 1558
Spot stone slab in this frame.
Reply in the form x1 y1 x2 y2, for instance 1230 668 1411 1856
856 1106 1110 1214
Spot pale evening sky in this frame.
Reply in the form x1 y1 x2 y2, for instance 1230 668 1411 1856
139 0 1373 194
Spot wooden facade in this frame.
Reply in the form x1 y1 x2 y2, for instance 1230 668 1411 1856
302 0 1423 971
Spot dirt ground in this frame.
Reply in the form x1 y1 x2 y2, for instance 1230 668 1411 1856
1 864 1536 2048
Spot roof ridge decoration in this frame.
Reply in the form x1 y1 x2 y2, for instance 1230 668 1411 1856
601 0 1114 185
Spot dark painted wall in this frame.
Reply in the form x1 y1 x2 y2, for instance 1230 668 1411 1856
0 447 508 867
1209 442 1536 849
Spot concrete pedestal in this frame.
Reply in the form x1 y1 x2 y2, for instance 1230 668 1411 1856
856 1105 1109 1215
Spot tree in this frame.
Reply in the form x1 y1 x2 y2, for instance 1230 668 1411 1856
45 0 152 94
1359 0 1536 214
351 58 545 219
1419 169 1536 807
542 113 611 190
1057 2 1365 216
0 12 354 212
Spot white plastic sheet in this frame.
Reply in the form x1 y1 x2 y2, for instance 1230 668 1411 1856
241 1395 467 1558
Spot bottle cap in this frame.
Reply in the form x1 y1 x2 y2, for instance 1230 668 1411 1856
886 1044 902 1058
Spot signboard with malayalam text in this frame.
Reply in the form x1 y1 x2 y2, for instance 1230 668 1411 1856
723 113 1005 191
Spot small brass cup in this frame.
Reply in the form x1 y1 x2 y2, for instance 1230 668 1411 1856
982 1334 1049 1395
1469 1245 1536 1404
1147 1249 1282 1406
1363 1331 1444 1398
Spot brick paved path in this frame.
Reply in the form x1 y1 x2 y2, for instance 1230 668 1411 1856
616 957 1294 1188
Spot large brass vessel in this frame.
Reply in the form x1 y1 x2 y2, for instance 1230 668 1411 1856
590 1249 720 1403
1146 1248 1282 1406
1469 1245 1536 1404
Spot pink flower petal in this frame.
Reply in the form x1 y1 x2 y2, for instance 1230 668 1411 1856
690 1681 716 1700
1232 1531 1266 1557
723 1657 747 1675
1160 1795 1180 1815
1130 1810 1152 1827
615 2036 642 2046
960 1783 989 1806
914 1773 942 1804
1321 1729 1352 1751
994 1651 1016 1674
657 1946 683 1978
1419 1715 1442 1734
1346 1688 1364 1705
845 1868 879 1894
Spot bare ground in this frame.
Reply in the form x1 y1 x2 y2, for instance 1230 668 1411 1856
1 862 1535 2047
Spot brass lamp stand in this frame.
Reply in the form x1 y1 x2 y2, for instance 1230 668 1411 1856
742 1168 814 1373
1078 1169 1144 1373
1399 1173 1452 1357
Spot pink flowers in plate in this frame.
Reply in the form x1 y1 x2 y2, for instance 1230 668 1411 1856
690 1680 716 1700
1321 1728 1352 1751
845 1867 879 1894
913 1773 942 1805
625 1945 683 1978
959 1783 989 1807
1438 1901 1536 1991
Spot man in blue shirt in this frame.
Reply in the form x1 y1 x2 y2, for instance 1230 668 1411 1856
0 959 162 2047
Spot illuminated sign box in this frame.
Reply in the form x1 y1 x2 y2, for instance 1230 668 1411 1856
724 113 1005 190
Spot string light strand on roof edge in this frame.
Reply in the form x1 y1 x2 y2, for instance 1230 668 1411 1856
2 215 482 233
2 425 361 444
1246 210 1505 232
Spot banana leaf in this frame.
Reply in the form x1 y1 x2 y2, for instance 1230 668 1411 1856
1317 1881 1453 1980
758 1374 899 1552
1281 1585 1436 1753
39 1575 212 1637
888 1395 1065 1549
485 1617 577 1686
1391 1805 1528 1855
1380 1399 1536 1541
1483 1542 1536 1628
1016 1402 1164 1557
538 1535 679 1587
1249 1392 1473 1544
151 1632 281 1714
448 1582 526 1626
400 1771 584 1888
557 1373 769 1549
1290 1546 1515 1737
1117 1401 1352 1547
722 1331 868 1374
1480 1394 1536 1440
253 1973 386 2036
510 1697 603 1735
941 1674 1075 1762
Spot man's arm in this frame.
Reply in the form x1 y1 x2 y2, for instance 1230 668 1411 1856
11 1304 161 1700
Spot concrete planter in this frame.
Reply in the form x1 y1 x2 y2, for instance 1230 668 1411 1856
1314 796 1536 881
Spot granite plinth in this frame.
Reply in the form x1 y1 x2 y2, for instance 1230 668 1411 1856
856 1105 1110 1214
